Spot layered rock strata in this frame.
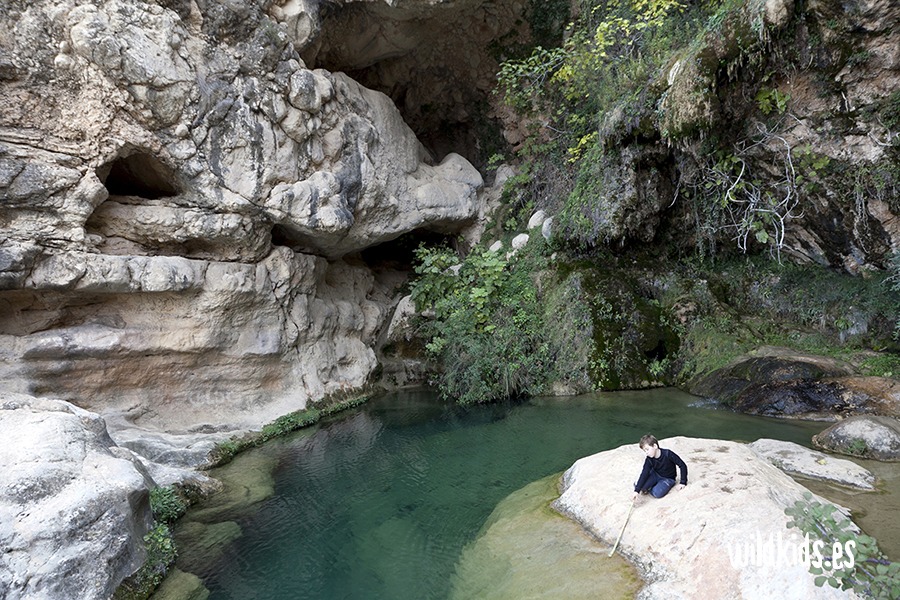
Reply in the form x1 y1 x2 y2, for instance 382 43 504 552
0 0 489 453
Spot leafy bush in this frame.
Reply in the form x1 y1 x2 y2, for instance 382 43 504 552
149 486 187 524
411 241 552 404
785 492 900 598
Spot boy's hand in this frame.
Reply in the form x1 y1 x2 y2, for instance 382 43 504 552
675 483 685 491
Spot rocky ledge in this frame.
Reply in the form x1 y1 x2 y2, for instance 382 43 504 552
0 388 225 599
690 347 900 420
554 437 858 600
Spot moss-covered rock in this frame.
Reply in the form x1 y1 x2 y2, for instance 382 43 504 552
149 569 209 600
559 145 674 248
546 264 681 391
689 347 900 419
812 416 900 461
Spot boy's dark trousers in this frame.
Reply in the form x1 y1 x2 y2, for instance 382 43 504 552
638 471 676 498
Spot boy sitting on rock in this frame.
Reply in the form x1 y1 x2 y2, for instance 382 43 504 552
632 434 688 501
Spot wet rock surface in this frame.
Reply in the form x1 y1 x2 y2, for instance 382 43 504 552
690 347 900 420
749 438 876 490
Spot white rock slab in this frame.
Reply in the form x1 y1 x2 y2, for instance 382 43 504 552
749 438 876 490
555 437 858 600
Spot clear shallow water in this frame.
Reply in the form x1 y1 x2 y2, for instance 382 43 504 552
172 388 843 600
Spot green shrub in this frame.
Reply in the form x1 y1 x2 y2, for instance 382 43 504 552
411 241 552 404
785 492 900 598
149 486 187 524
113 523 177 600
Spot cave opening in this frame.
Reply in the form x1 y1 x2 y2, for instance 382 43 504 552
358 229 459 272
96 152 180 200
301 0 570 171
644 340 669 363
271 223 459 270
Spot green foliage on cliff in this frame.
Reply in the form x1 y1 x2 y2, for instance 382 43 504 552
411 241 552 404
668 256 900 381
410 239 691 402
494 0 896 264
497 0 693 138
889 252 900 340
495 0 745 251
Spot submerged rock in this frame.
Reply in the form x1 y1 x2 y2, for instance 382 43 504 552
149 569 210 600
450 475 641 599
749 438 876 490
555 437 857 599
812 416 900 462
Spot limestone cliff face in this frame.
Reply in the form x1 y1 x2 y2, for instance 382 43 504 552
0 0 494 444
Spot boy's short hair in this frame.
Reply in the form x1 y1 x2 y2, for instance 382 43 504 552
639 434 658 449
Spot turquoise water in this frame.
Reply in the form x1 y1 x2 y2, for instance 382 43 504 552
176 388 829 600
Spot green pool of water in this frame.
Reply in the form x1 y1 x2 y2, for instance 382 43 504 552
167 388 854 599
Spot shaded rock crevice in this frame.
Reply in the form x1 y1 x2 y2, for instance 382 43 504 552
300 0 561 166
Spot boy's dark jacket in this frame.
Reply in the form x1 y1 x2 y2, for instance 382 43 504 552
634 448 688 492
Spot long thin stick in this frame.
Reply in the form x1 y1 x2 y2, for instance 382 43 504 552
608 499 636 557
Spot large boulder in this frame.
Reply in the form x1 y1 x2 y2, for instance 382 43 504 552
0 392 154 600
555 437 857 599
690 347 900 420
812 416 900 461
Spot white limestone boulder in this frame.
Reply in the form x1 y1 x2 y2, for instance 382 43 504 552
555 437 858 600
511 233 529 250
813 416 900 462
541 216 553 240
385 294 418 344
0 392 154 600
527 210 547 230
